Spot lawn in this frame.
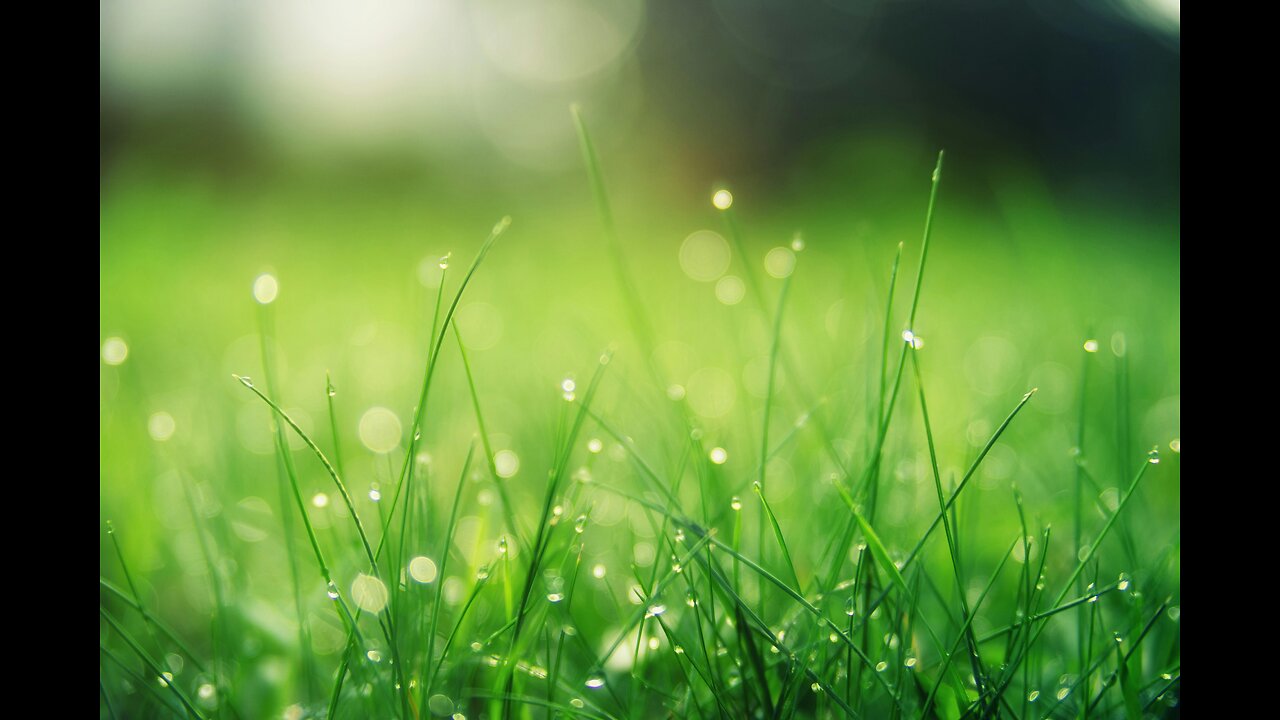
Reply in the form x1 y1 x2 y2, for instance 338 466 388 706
101 116 1179 718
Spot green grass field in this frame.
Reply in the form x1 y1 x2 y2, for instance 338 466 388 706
100 120 1179 719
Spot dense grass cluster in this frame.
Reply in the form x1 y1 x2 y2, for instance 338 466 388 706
100 113 1179 719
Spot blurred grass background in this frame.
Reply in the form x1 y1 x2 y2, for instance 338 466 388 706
100 1 1178 716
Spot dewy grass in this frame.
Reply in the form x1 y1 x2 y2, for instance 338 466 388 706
100 127 1178 718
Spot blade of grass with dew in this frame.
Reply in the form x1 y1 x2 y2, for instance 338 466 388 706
100 607 206 719
753 481 803 592
426 441 477 690
99 578 207 671
596 478 903 713
100 645 188 718
501 349 612 719
920 536 1019 719
454 323 529 557
1085 597 1169 716
820 151 944 602
383 218 510 579
857 387 1038 626
255 297 321 703
983 451 1158 707
909 349 987 701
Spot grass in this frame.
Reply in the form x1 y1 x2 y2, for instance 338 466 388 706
100 110 1179 718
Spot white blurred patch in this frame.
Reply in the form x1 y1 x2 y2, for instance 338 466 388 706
474 0 643 83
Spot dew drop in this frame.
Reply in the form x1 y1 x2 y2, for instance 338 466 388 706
1027 690 1040 702
438 253 451 270
574 515 587 534
712 189 734 210
592 564 606 579
1056 688 1070 701
1148 447 1160 464
875 662 887 672
587 438 603 454
1083 339 1099 353
790 233 805 252
326 582 340 600
645 604 667 618
844 597 857 616
366 650 382 663
709 447 728 465
730 496 742 511
585 674 606 689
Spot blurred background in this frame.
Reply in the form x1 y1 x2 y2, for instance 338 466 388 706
101 1 1178 715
